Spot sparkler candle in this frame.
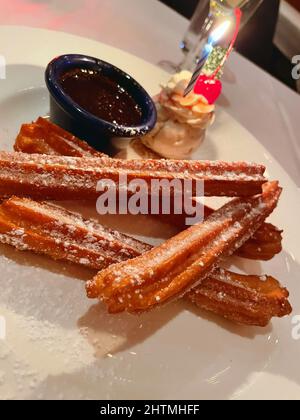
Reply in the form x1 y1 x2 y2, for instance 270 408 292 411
139 8 242 159
184 8 242 100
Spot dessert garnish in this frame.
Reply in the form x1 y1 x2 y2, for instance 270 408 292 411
141 71 215 159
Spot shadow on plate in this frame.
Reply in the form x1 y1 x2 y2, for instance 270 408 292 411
78 296 273 360
77 300 183 357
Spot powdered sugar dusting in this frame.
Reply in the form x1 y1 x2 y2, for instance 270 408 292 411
0 198 151 270
0 152 266 200
93 182 280 310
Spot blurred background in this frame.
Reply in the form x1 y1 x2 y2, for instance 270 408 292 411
159 0 300 92
0 0 299 184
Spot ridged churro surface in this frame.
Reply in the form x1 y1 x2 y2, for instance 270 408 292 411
87 182 282 313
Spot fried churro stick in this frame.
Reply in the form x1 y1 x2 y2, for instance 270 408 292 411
86 182 282 314
237 223 283 261
203 207 283 261
0 197 151 270
0 196 290 325
187 268 291 327
0 150 267 200
15 117 106 158
14 118 281 261
165 204 283 261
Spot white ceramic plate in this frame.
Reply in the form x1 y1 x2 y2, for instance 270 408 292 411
0 26 299 400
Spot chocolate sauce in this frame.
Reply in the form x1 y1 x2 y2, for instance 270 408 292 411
60 68 142 126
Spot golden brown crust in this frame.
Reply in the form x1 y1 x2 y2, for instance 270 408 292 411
161 204 283 261
0 194 290 326
86 182 282 314
10 119 289 326
14 119 282 261
187 268 292 327
15 117 106 158
237 223 283 260
0 150 268 200
0 197 151 270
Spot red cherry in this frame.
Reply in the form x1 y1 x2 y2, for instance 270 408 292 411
194 75 222 105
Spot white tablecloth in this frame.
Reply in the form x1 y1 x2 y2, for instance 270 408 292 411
1 0 300 184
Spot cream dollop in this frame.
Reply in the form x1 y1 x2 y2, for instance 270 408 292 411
141 71 215 159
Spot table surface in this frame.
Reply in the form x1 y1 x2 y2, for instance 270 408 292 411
1 0 299 185
275 1 300 59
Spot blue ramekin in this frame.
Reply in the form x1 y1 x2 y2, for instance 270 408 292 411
45 54 157 150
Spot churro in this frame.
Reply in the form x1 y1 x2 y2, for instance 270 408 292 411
14 120 281 260
0 149 267 201
86 182 282 313
166 204 283 261
187 268 291 327
6 119 289 326
0 197 150 270
15 117 106 158
0 195 290 326
237 222 283 261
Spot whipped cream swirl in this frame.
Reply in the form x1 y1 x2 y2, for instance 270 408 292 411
142 71 215 159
